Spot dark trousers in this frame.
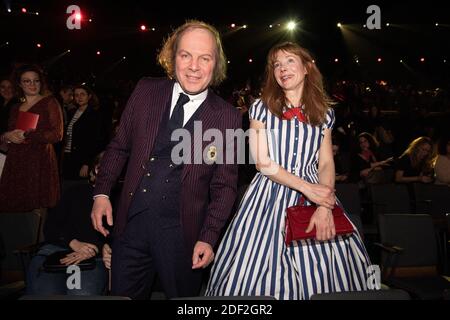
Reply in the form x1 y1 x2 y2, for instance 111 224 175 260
111 209 202 300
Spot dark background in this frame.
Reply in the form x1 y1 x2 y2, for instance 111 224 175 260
1 0 449 90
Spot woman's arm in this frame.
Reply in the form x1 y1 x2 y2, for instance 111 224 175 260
249 119 335 208
306 128 336 241
395 170 432 183
317 128 335 189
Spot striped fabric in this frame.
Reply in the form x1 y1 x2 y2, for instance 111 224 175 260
206 99 372 300
64 108 84 153
94 78 241 252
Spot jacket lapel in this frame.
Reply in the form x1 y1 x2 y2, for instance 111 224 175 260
144 80 175 155
181 91 220 181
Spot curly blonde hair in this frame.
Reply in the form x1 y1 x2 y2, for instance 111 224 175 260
157 20 227 87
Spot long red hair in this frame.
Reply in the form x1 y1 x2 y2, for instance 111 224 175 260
261 42 334 126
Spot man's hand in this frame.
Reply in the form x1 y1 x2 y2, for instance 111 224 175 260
192 241 214 269
91 196 113 237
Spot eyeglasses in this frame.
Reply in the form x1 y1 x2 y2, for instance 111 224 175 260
21 79 41 86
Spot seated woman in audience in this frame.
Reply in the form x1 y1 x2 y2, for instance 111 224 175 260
351 132 393 186
26 152 107 296
63 85 101 181
434 135 450 186
395 136 435 184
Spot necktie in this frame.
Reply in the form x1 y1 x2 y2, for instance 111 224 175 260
169 93 190 130
282 107 307 122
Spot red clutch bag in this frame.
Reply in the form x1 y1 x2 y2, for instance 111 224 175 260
284 196 354 245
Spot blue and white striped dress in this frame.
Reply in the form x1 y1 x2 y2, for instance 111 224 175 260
205 99 372 300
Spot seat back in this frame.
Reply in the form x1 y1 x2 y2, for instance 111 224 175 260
370 184 411 215
310 289 410 300
413 183 450 217
20 295 131 300
378 214 438 276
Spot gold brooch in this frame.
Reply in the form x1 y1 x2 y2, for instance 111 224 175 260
206 145 217 162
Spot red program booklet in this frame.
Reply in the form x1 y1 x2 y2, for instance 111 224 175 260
16 111 39 131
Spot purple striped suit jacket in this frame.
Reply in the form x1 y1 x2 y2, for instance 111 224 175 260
94 77 242 251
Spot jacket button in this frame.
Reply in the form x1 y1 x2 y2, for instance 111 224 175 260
142 189 147 193
165 179 169 183
169 164 174 168
129 192 133 197
146 173 151 177
162 195 166 200
141 165 146 169
150 157 155 162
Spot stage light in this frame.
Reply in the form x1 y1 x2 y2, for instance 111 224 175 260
22 8 27 13
243 25 247 29
420 57 425 62
97 51 101 55
151 27 155 31
334 58 339 63
37 43 42 48
286 21 296 31
35 12 39 16
231 23 236 28
435 23 439 26
400 59 403 63
89 18 93 22
363 24 367 28
67 49 71 53
377 58 382 62
312 59 315 64
444 59 447 63
123 56 126 60
269 25 273 28
386 23 390 27
75 13 82 21
227 60 230 64
337 23 342 28
7 9 11 13
249 59 253 63
140 25 146 31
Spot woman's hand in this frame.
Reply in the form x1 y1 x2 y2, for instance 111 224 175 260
300 182 335 209
306 206 336 241
60 250 94 266
4 129 26 144
69 239 98 257
61 240 98 265
79 165 89 178
419 175 433 183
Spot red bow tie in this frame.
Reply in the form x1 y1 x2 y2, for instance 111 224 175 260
282 107 307 122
